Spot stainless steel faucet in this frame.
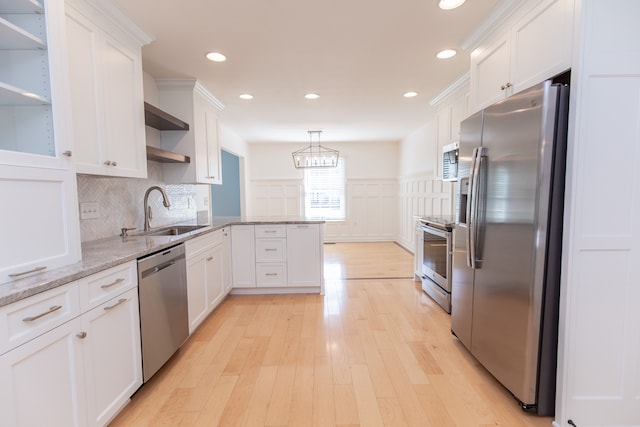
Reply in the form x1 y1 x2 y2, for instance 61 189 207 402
143 186 171 231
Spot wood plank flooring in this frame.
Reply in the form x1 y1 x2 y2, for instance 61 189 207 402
109 242 553 427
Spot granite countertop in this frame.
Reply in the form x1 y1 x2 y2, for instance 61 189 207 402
0 217 324 307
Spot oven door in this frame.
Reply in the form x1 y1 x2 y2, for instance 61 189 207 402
421 224 452 292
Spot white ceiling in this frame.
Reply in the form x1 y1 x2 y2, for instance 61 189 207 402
112 0 502 144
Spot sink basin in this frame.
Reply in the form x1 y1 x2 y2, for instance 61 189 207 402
143 225 207 236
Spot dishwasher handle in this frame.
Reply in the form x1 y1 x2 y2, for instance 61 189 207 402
140 259 178 280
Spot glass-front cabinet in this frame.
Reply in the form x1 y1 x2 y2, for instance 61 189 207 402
0 0 81 284
0 0 73 169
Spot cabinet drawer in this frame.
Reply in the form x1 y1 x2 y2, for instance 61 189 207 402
0 281 80 355
256 263 287 287
255 225 286 238
255 238 287 262
78 261 137 312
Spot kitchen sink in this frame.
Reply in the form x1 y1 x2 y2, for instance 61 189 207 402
143 225 207 236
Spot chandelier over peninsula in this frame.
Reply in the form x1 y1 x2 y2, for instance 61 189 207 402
292 130 339 169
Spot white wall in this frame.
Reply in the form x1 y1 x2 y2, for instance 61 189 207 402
248 140 399 241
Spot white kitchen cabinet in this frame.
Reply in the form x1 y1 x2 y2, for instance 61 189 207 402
0 164 81 285
185 230 225 333
469 0 573 112
414 218 423 281
65 0 150 178
0 0 74 170
222 227 232 294
0 316 87 427
156 79 223 185
0 263 142 427
81 287 142 427
0 0 81 285
286 224 322 288
231 225 256 288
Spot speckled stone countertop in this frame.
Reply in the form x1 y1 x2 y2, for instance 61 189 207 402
0 217 324 307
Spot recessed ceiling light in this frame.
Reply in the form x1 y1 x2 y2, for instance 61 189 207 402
205 52 226 62
304 93 320 100
403 91 418 98
438 0 466 10
436 49 457 59
239 94 253 100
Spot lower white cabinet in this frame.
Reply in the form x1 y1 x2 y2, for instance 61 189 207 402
286 224 322 287
222 227 232 294
186 230 226 333
231 225 256 288
0 262 142 427
231 223 323 291
0 316 87 427
81 288 142 427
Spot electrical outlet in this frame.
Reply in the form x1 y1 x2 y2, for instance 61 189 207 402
80 202 99 220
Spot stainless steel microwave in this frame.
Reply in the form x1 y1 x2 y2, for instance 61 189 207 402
442 141 459 181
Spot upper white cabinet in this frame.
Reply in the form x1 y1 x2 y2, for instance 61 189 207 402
469 0 573 111
0 0 74 170
0 164 81 284
65 0 150 178
156 79 224 185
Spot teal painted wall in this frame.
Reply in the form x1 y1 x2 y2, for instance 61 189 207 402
211 150 241 216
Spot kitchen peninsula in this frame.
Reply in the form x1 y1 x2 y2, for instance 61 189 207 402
0 218 323 427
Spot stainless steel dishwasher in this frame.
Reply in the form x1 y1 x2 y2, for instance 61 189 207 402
137 243 189 383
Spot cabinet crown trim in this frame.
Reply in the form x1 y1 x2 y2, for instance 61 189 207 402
461 0 528 52
429 71 470 108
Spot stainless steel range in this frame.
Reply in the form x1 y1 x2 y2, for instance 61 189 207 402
418 216 454 313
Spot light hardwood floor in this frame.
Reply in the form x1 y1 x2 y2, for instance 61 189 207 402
109 242 553 427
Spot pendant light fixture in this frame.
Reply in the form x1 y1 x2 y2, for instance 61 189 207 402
292 130 339 168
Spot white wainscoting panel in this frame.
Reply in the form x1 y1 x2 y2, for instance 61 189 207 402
324 179 397 242
397 173 454 252
251 180 303 218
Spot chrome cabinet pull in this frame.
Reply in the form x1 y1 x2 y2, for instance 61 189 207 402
101 278 125 289
104 160 112 165
9 265 47 278
76 331 87 339
206 256 214 261
62 150 72 157
104 298 127 311
265 248 277 251
22 305 62 322
265 273 278 276
111 161 117 167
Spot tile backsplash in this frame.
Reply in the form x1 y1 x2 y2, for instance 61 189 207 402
77 162 209 242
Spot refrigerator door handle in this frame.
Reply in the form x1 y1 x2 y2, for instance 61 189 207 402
468 147 484 269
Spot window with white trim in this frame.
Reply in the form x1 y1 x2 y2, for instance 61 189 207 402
304 158 345 220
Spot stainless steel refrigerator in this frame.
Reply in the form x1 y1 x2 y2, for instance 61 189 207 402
451 80 569 416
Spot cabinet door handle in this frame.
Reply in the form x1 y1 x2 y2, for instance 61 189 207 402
104 298 127 311
206 256 214 261
265 273 278 276
9 265 47 278
101 278 125 289
500 82 513 90
265 248 277 251
111 161 117 167
296 225 309 228
206 175 216 179
264 230 277 234
76 331 87 339
104 160 112 166
62 150 72 157
22 305 62 322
